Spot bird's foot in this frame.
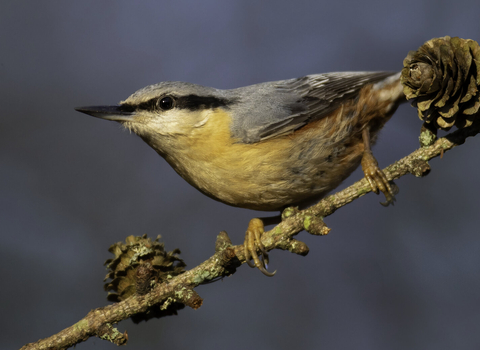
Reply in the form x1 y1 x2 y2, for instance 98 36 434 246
361 150 397 206
244 218 276 277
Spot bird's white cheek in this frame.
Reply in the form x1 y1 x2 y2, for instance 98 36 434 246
153 109 211 135
158 110 195 135
123 111 178 136
123 109 212 137
150 118 185 136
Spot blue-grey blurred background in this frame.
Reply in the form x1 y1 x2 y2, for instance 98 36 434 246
2 1 480 349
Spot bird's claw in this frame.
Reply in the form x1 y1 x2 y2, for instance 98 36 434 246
244 218 276 277
361 151 396 206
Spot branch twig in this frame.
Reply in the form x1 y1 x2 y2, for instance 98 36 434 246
20 123 479 350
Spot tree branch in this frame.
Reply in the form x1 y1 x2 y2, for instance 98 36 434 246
20 122 480 350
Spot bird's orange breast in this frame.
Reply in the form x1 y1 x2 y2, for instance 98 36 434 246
161 107 366 211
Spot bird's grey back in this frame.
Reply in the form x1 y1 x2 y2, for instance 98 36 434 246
225 71 398 143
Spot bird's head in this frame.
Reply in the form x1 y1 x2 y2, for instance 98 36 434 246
75 81 234 139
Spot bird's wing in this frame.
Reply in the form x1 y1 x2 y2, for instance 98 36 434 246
229 71 399 143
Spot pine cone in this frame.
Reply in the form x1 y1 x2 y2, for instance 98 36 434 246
401 36 480 130
104 234 186 323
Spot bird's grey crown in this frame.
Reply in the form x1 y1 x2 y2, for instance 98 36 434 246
121 81 223 105
121 81 235 112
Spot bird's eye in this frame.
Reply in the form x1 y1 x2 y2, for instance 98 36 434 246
158 96 175 110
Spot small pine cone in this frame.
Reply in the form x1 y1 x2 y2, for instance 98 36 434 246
104 234 186 302
401 36 480 130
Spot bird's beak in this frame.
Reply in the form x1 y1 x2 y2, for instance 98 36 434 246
74 105 135 122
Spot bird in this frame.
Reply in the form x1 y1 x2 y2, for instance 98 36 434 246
75 71 406 276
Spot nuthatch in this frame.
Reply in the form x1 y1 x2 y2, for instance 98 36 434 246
76 71 405 276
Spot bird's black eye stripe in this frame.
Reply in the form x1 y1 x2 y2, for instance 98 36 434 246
129 99 158 111
129 96 176 111
175 95 235 111
125 94 236 112
117 104 136 113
